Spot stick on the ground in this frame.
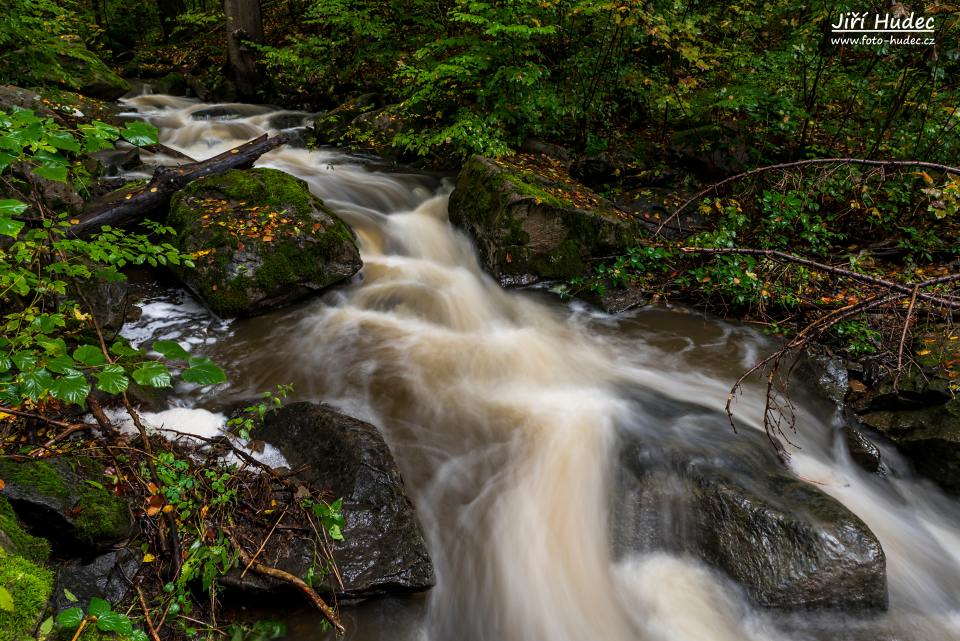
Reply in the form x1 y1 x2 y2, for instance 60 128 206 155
70 132 290 237
226 530 345 635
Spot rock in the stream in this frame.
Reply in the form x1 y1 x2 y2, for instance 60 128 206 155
168 168 362 317
310 94 379 144
849 372 960 494
223 402 434 599
614 433 887 611
843 423 886 476
0 457 132 552
448 155 638 286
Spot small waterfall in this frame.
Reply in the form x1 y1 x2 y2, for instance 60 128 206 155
121 94 960 641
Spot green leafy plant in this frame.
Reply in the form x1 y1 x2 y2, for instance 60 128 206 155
226 383 293 441
56 596 149 641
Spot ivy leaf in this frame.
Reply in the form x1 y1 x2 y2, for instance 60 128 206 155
51 370 91 405
95 365 129 394
72 345 106 366
96 611 133 635
32 165 68 183
153 340 190 361
132 362 172 388
87 597 111 617
182 358 227 385
56 606 84 630
0 586 13 612
121 121 159 147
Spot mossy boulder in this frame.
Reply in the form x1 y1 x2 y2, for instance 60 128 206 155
0 458 132 551
54 43 131 101
310 93 378 144
0 496 50 562
168 168 362 317
0 554 54 638
448 156 639 286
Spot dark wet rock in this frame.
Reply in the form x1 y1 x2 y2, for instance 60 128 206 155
669 122 750 178
843 422 885 476
448 156 638 286
0 85 50 116
848 371 960 494
224 402 434 599
344 105 410 156
150 72 189 96
168 168 362 317
798 349 849 408
90 146 142 177
614 431 887 611
570 153 621 189
310 94 379 144
0 458 132 552
191 105 247 120
78 276 141 332
520 138 571 162
0 162 84 216
268 113 311 130
52 549 140 612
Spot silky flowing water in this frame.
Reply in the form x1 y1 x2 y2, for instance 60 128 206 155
119 94 960 641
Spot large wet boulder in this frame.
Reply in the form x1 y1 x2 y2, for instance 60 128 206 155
54 43 131 100
310 94 379 144
614 431 887 611
0 458 132 552
168 168 362 317
52 549 141 613
448 156 638 286
225 402 434 599
850 373 960 494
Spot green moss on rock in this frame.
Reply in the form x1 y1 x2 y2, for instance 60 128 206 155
449 155 638 284
0 554 54 639
168 168 362 317
0 497 50 562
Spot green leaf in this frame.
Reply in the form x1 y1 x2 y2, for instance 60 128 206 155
96 611 133 635
46 131 81 152
56 606 84 629
95 364 129 394
45 354 76 374
132 631 150 641
32 165 68 183
0 199 28 216
51 370 91 405
110 340 140 358
72 345 106 366
0 355 10 373
153 340 190 361
0 586 13 612
63 588 78 603
39 616 55 637
12 351 37 371
121 121 159 147
0 216 24 239
87 597 111 617
132 361 172 388
328 524 343 541
182 358 227 386
20 368 53 400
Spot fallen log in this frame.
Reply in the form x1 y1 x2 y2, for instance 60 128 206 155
70 132 289 237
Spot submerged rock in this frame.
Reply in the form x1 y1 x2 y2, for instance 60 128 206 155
448 156 637 286
168 168 362 317
0 458 132 552
226 402 434 599
615 432 887 611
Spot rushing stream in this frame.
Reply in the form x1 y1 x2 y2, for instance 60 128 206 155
119 94 960 641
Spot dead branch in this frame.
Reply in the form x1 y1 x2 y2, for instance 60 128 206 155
70 132 290 237
226 530 345 635
657 157 960 234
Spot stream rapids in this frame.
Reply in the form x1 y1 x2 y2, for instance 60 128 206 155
119 94 960 641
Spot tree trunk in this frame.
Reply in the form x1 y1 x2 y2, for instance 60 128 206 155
224 0 264 100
